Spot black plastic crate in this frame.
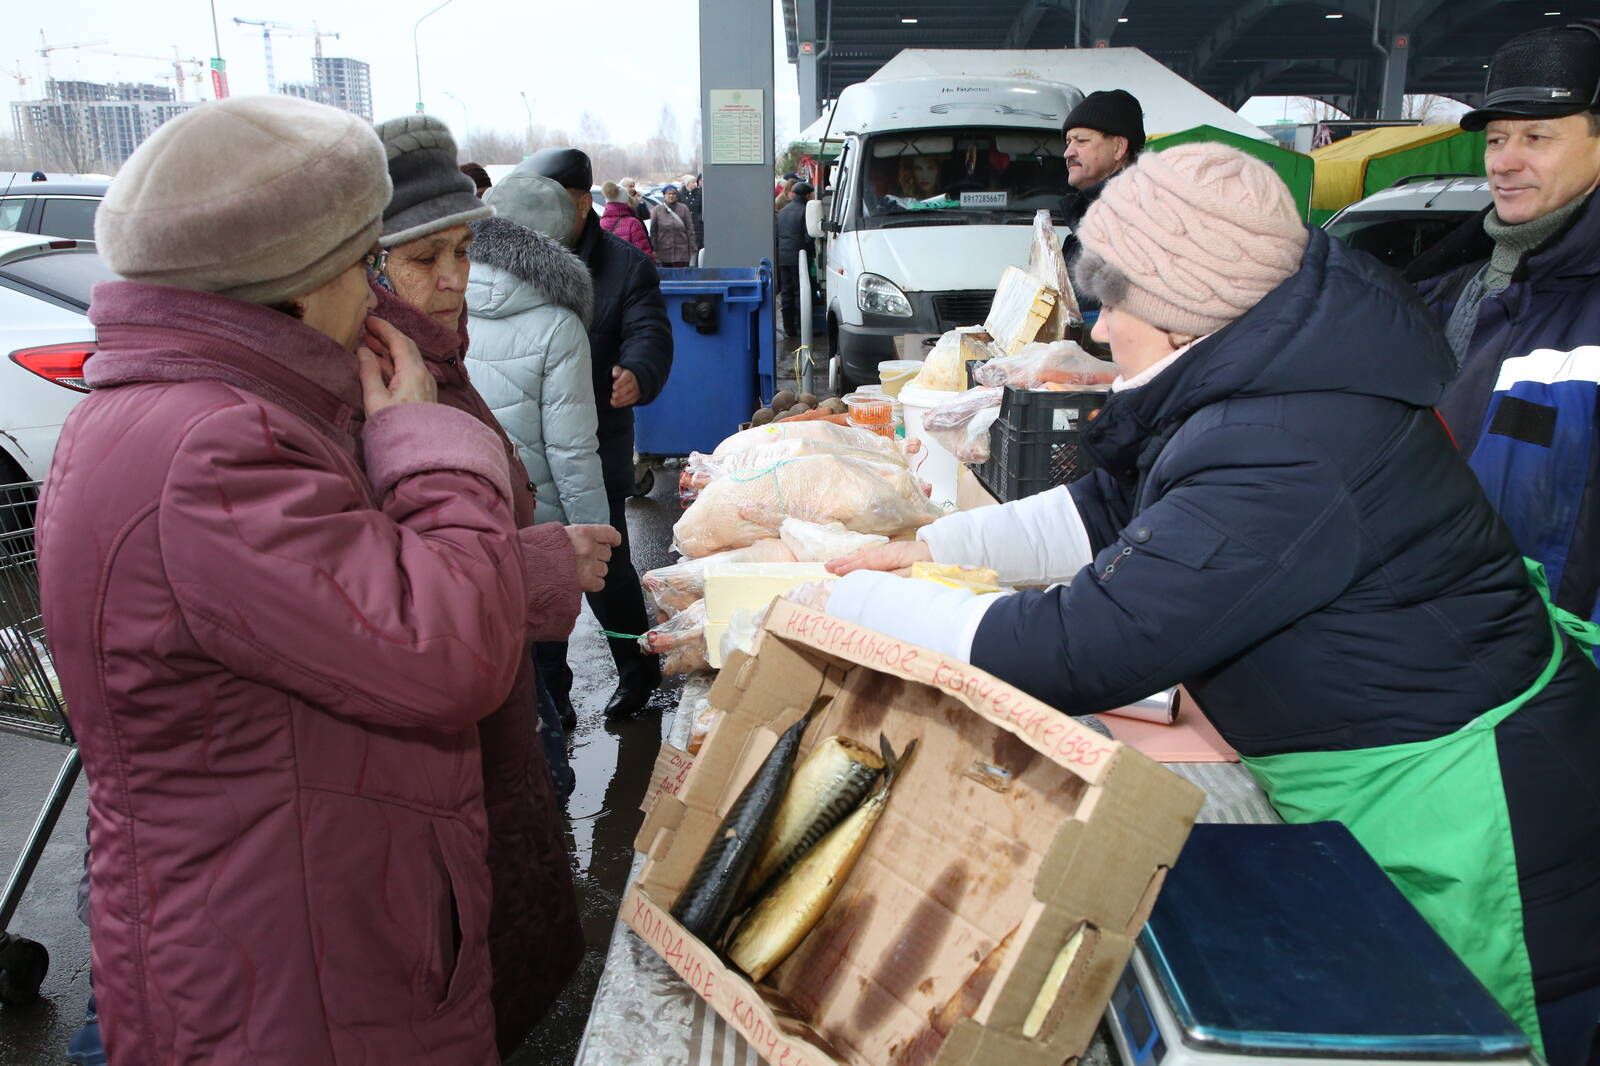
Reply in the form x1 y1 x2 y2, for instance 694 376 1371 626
972 387 1108 503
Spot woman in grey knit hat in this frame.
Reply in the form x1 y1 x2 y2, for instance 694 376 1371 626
368 112 608 1056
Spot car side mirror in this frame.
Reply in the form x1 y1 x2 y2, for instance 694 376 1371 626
805 198 825 239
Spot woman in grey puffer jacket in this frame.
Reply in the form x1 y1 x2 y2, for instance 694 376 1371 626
468 165 609 530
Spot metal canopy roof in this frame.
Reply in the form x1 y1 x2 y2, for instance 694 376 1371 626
782 0 1597 120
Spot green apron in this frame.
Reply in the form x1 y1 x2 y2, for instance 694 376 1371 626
1242 560 1600 1056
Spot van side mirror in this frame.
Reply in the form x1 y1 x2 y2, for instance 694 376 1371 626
805 198 825 239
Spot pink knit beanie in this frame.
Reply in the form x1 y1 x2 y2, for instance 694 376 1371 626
1076 143 1307 337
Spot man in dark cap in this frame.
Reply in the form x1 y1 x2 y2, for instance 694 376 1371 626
1409 25 1600 603
1408 30 1600 1060
776 181 814 340
1060 88 1145 234
526 145 673 720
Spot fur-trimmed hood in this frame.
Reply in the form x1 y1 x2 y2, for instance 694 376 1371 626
467 216 593 326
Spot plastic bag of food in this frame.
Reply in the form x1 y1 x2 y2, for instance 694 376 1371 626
688 698 719 755
972 340 1117 391
672 453 943 558
909 330 967 391
641 599 709 677
923 386 1004 463
711 421 906 463
643 540 797 620
1029 208 1081 339
779 517 890 562
716 607 766 669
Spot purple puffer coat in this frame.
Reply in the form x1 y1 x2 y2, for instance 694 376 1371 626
37 281 579 1065
600 199 654 259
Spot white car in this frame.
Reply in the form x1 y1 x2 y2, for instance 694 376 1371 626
0 232 115 484
1323 175 1491 272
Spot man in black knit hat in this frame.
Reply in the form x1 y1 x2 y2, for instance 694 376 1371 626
1060 88 1145 235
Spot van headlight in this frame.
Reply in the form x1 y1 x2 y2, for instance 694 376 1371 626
857 273 913 318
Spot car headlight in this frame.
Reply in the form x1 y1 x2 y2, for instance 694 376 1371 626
857 273 913 318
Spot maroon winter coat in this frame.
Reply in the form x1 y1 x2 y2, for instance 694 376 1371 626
373 286 585 1053
600 199 654 259
37 281 580 1066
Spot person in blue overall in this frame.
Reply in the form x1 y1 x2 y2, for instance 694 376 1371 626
818 143 1600 1065
1407 22 1600 675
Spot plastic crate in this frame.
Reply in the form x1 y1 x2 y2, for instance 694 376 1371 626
973 386 1108 503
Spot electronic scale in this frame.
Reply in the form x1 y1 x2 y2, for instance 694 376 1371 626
1105 824 1537 1066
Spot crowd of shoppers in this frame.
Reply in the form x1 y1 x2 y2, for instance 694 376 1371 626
27 15 1600 1066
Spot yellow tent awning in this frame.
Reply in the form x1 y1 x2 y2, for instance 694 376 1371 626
1310 124 1464 212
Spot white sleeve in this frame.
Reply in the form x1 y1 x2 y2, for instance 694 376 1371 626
826 571 1004 662
916 485 1093 587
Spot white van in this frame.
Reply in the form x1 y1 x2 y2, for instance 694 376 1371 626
805 76 1082 387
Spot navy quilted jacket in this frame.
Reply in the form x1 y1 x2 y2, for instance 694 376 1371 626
970 229 1600 1000
1409 194 1600 643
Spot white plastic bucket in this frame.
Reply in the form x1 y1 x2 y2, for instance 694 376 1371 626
899 384 962 511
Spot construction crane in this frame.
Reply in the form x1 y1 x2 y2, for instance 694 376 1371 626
5 63 26 95
36 32 110 85
232 18 340 95
87 48 207 100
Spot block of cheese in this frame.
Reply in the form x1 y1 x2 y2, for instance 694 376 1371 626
985 266 1057 355
702 562 836 668
910 561 1002 594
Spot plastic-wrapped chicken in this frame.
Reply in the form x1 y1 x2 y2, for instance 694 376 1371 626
711 420 907 463
642 540 797 620
672 453 943 558
641 599 710 676
778 518 890 562
679 434 912 503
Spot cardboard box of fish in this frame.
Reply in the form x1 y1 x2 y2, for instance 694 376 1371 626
624 599 1203 1066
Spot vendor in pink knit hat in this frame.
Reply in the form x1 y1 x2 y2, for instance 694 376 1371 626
821 141 1600 1056
1074 141 1308 386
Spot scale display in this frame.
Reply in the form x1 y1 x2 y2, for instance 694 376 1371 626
1106 824 1533 1066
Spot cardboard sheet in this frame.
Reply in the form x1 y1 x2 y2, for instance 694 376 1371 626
628 601 1203 1066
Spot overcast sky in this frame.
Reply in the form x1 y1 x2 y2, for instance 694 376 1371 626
4 0 805 149
5 2 1465 153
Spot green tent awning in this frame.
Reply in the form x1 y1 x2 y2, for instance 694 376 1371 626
1309 124 1486 223
1148 124 1315 220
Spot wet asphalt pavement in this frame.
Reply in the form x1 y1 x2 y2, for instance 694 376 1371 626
0 467 687 1066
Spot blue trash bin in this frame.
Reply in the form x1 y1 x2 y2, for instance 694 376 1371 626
635 261 773 458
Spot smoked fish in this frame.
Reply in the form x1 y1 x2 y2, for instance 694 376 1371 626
671 712 812 943
737 734 885 909
728 735 917 982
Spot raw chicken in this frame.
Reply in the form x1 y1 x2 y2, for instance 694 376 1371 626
672 453 943 558
643 540 797 620
711 421 906 463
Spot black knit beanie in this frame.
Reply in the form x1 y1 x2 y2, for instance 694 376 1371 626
1063 89 1147 158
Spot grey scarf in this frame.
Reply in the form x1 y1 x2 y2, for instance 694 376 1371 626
1445 193 1590 362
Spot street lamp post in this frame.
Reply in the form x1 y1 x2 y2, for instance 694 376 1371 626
518 90 534 155
412 0 457 114
442 90 469 136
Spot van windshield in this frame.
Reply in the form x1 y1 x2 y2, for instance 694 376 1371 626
856 127 1068 228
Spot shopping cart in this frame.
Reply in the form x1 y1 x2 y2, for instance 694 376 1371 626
0 479 80 1005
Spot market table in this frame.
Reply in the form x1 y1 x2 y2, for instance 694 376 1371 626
573 674 1281 1066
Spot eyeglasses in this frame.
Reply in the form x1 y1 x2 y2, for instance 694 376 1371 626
364 248 389 277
